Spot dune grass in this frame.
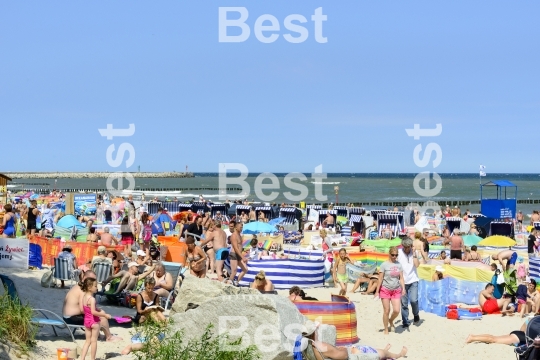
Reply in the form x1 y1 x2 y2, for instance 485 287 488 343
0 292 37 352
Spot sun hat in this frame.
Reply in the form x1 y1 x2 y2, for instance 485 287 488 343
136 250 146 257
435 265 445 272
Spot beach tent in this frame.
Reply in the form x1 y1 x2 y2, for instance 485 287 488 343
279 207 297 225
160 202 182 215
318 210 337 227
490 219 514 237
369 209 386 220
56 215 85 229
254 206 273 220
235 205 252 218
377 213 402 237
332 206 348 218
348 215 365 234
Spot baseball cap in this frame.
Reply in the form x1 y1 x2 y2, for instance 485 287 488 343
136 250 146 257
128 262 138 268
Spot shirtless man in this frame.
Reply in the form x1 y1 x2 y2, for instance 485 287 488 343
382 224 394 239
102 262 155 294
323 213 335 229
62 270 121 341
444 230 464 260
492 249 518 273
517 210 524 226
99 227 118 246
204 221 228 280
478 283 512 315
531 210 540 226
248 208 256 222
229 221 247 286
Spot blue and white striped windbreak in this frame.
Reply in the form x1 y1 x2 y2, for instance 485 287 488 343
224 256 325 289
238 259 325 289
530 258 540 283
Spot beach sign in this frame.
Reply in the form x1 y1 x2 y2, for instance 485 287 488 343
0 238 29 269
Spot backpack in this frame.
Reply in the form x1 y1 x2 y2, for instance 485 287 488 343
143 222 153 242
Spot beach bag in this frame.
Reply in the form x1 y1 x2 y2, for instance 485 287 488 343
40 269 55 288
142 223 152 242
491 269 505 299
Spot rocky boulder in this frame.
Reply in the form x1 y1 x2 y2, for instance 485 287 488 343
170 293 336 360
170 274 260 315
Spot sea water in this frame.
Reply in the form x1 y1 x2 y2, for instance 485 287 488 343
11 173 540 214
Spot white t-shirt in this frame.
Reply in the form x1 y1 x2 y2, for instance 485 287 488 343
397 248 419 285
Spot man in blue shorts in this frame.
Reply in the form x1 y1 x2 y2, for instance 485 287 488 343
492 250 518 273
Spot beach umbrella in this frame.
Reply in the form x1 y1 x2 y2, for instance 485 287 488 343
242 221 277 234
478 235 516 247
462 234 483 247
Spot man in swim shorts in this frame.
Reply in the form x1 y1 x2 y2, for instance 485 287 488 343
207 220 228 281
492 250 518 273
479 283 511 314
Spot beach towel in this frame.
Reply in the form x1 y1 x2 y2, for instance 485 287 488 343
261 240 273 251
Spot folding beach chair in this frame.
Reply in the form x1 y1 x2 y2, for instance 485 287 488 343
0 274 76 343
160 261 183 309
93 262 112 300
53 257 76 288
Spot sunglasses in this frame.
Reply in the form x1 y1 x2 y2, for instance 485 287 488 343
390 254 398 257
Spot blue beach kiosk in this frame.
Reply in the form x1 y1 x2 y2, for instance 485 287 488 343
480 180 517 219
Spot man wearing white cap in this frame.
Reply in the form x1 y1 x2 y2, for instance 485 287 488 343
101 261 155 295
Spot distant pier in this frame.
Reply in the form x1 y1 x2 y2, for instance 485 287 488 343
4 172 194 179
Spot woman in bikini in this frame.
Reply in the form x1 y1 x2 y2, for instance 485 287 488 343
468 245 481 262
134 277 166 325
333 248 352 296
186 236 207 278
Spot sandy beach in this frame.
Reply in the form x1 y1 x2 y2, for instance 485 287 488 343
0 267 522 360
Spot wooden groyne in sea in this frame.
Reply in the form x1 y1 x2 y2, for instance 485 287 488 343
4 172 194 179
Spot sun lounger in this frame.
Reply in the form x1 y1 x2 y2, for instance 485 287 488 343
0 274 76 343
160 261 183 309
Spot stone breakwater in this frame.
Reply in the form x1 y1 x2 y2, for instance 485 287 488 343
5 172 194 179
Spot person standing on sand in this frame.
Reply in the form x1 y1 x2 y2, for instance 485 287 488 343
375 247 405 334
444 230 464 260
397 238 421 329
228 221 247 286
206 220 228 281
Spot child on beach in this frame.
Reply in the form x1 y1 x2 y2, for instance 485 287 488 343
79 278 112 360
333 248 352 296
517 258 527 283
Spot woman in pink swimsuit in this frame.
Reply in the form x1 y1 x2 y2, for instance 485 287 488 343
79 278 112 360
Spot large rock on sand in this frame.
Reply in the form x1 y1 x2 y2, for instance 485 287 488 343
170 275 337 359
170 274 260 315
171 294 310 360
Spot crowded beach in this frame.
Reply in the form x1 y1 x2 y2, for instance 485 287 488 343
1 190 539 360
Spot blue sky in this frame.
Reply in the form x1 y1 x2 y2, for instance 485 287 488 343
1 1 539 173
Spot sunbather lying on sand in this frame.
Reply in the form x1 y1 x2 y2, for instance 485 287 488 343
466 319 529 347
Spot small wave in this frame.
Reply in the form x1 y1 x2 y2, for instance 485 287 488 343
310 182 341 185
